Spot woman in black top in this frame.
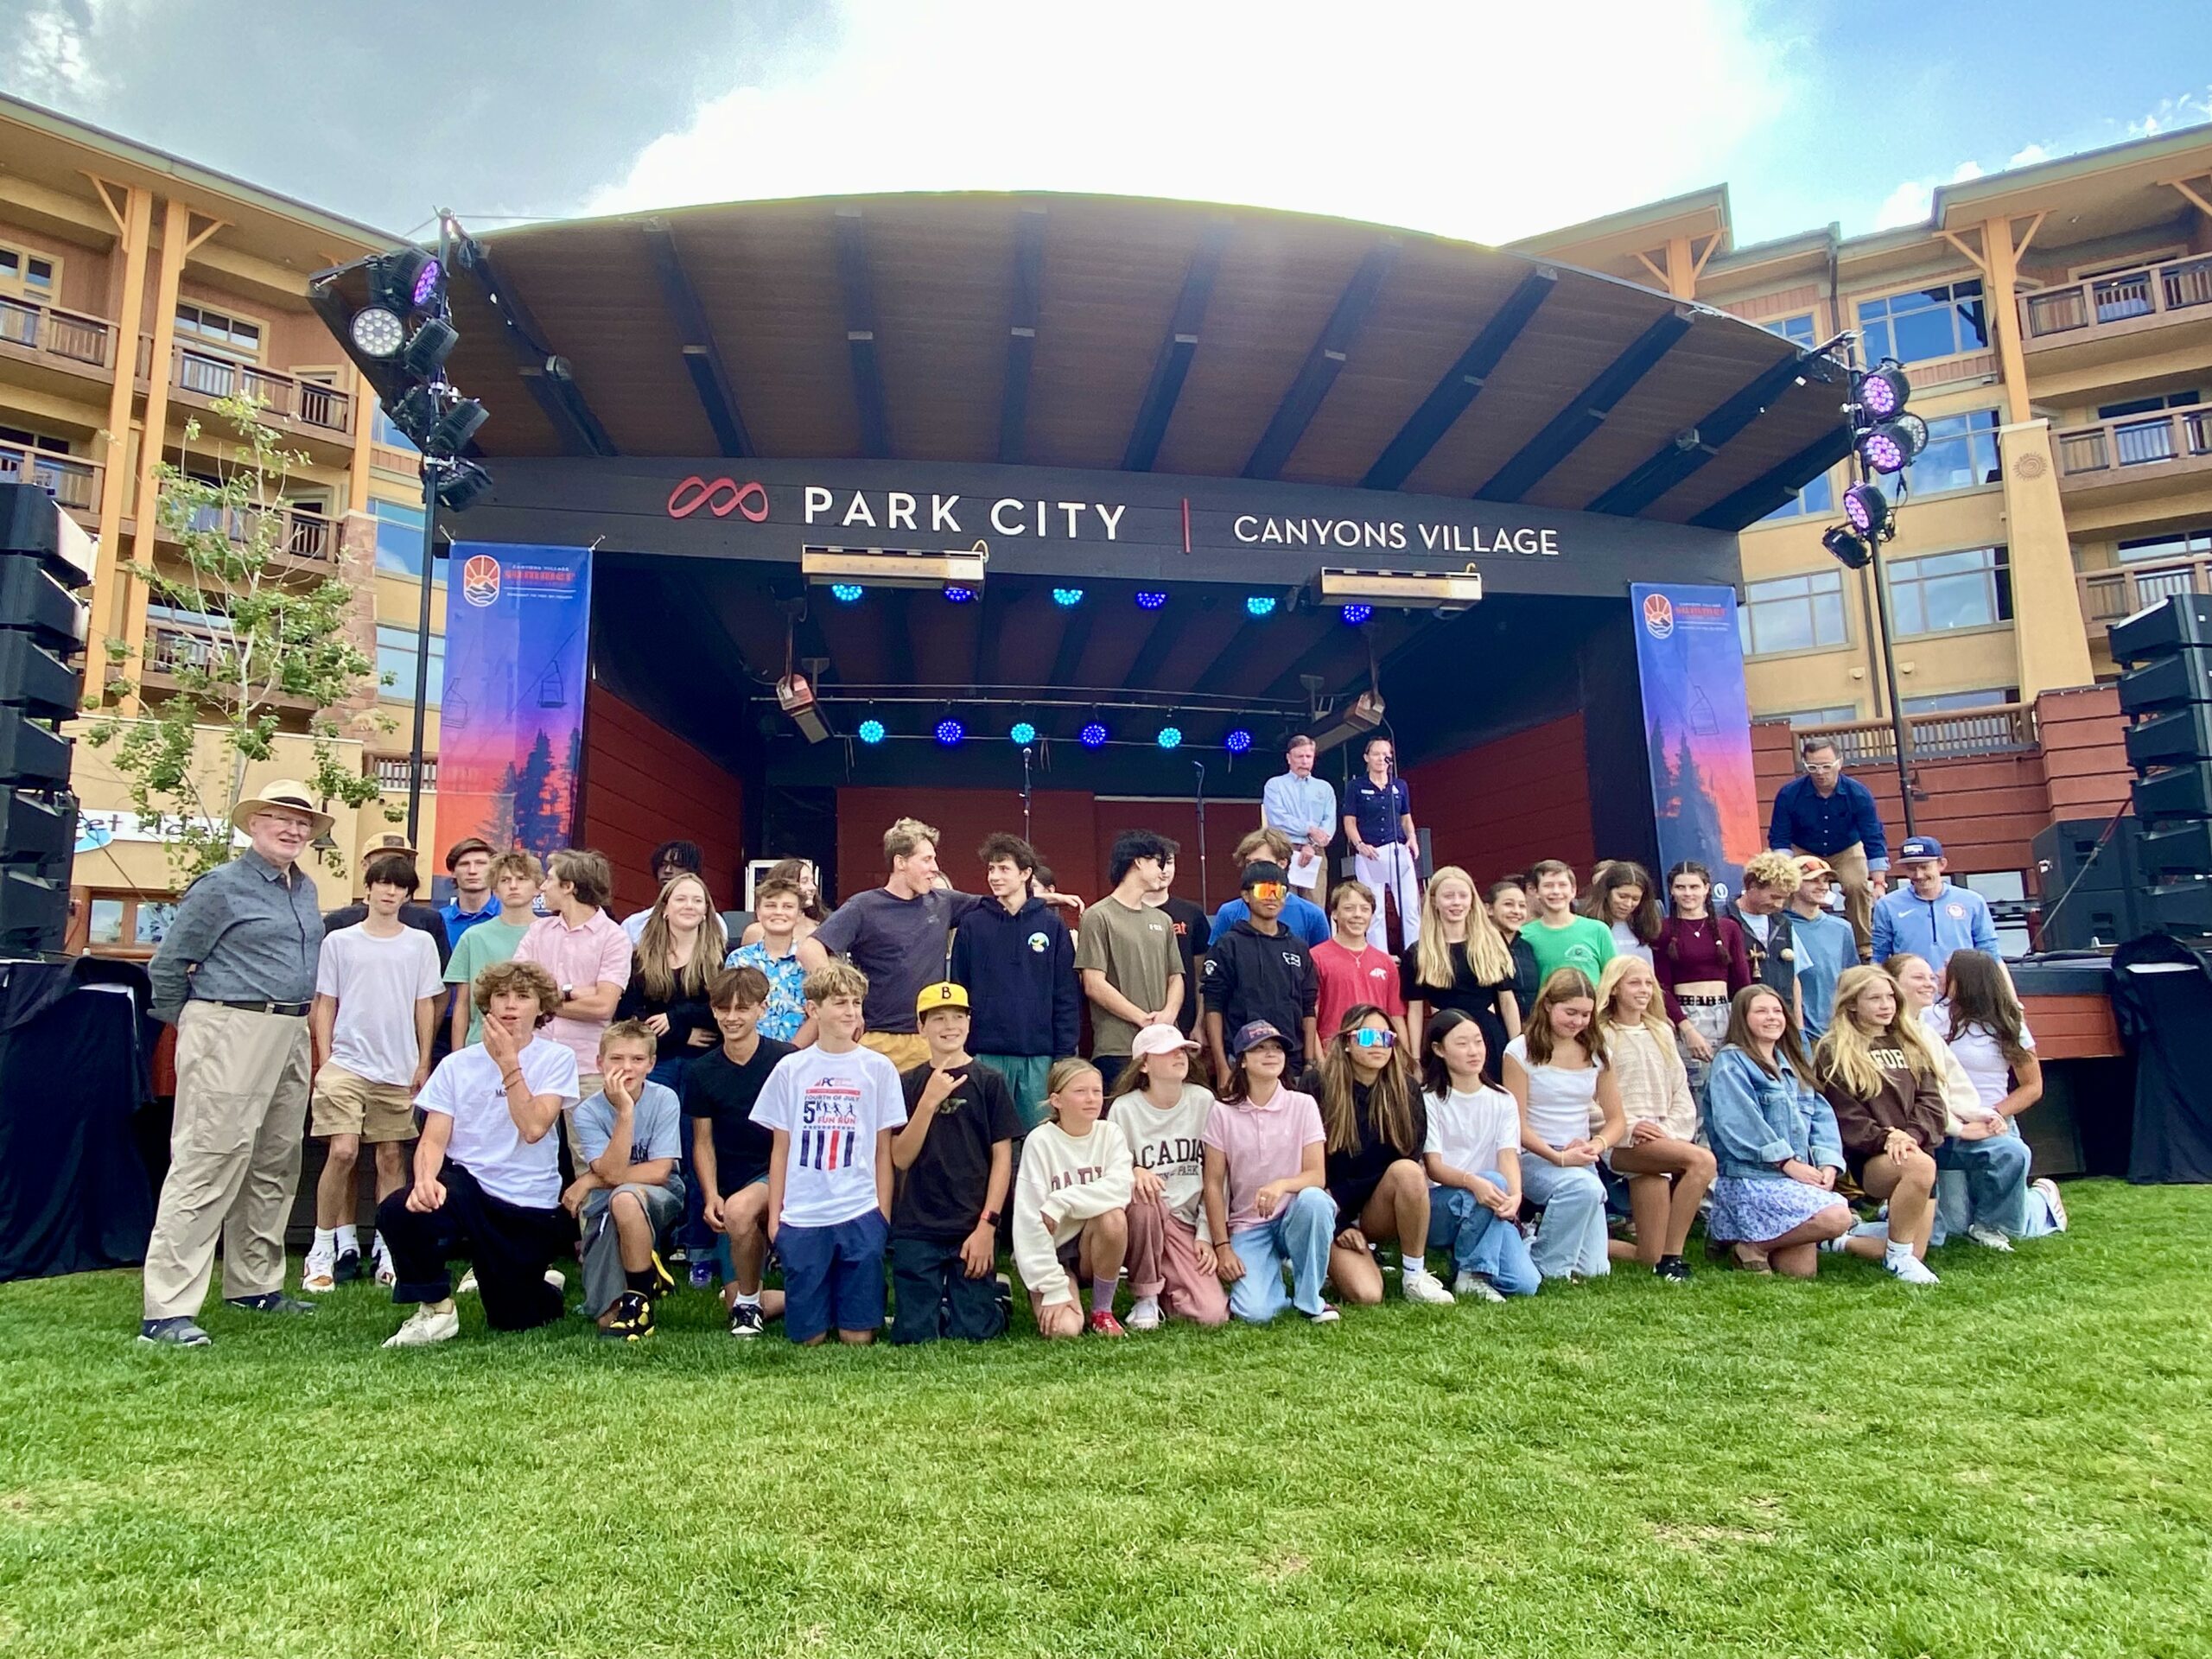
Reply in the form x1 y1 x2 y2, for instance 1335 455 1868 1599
613 872 726 1084
1401 865 1522 1075
1302 1005 1456 1306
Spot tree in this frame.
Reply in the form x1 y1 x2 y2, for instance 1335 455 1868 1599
86 393 389 883
511 730 558 855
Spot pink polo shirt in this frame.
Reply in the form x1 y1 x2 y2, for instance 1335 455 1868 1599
513 907 632 1077
1201 1086 1325 1235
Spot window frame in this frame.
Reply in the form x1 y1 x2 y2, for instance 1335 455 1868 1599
1885 543 2012 639
374 621 445 707
1738 567 1852 659
0 240 60 302
173 297 268 362
1899 407 2004 500
1855 278 1990 365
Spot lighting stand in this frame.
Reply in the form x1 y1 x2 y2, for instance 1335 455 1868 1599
1192 759 1209 912
1020 744 1034 844
404 211 454 848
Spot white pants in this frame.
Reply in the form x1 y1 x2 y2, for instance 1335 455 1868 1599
1353 842 1421 950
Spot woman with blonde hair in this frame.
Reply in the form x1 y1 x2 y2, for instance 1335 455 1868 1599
613 872 727 1088
1593 955 1714 1281
1401 864 1520 1071
1812 964 1950 1286
1305 1005 1454 1306
1503 968 1624 1281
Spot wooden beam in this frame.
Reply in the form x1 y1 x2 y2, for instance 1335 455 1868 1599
1688 426 1854 531
1362 266 1555 491
1936 226 1988 276
998 207 1046 465
1122 218 1230 472
2163 175 2212 220
1474 309 1695 503
1243 238 1399 480
833 207 892 458
461 239 618 456
1585 350 1821 517
1046 604 1095 690
1121 601 1196 691
643 219 752 458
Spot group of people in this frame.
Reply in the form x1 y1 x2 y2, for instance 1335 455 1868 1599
133 734 2066 1350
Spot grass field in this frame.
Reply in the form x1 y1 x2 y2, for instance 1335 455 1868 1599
1 1179 2208 1658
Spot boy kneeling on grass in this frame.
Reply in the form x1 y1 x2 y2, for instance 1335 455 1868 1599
891 982 1019 1344
378 960 581 1347
564 1020 685 1342
753 963 906 1345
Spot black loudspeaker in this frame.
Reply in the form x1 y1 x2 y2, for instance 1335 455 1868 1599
2145 880 2212 937
2125 702 2212 770
2119 650 2212 716
2139 819 2212 882
2032 817 2140 895
0 485 92 958
2133 761 2212 824
2111 593 2212 663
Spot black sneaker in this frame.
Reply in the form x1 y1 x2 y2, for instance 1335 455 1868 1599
1654 1255 1693 1283
332 1248 363 1285
647 1250 676 1300
137 1316 211 1346
600 1290 655 1342
727 1300 765 1338
225 1292 315 1315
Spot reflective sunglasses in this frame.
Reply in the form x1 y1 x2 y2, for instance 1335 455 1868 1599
1248 882 1287 902
1347 1028 1395 1049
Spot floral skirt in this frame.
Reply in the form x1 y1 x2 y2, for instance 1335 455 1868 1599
1709 1175 1849 1245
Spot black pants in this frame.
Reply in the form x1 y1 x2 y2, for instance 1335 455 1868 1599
889 1234 1006 1344
375 1160 577 1332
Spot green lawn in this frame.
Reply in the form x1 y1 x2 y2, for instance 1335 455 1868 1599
1 1179 2207 1658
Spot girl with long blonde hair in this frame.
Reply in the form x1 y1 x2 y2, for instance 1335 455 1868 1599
614 872 726 1084
1593 955 1713 1281
1812 964 1950 1286
1401 865 1519 1071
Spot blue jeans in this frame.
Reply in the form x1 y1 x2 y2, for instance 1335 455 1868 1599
1935 1129 2032 1238
1520 1158 1611 1281
1424 1180 1541 1295
1224 1186 1336 1322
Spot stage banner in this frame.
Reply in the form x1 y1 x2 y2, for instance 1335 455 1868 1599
1630 582 1760 901
438 543 593 858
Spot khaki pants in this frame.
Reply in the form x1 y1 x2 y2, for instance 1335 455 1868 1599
1797 840 1874 960
143 1002 312 1320
861 1031 930 1071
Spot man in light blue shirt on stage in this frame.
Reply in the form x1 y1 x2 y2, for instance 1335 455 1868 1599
1262 734 1337 894
1870 836 2001 970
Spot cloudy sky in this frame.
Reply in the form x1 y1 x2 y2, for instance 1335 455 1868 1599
5 0 2209 249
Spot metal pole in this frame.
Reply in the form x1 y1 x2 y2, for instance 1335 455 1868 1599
1866 537 1918 838
404 212 451 848
1192 759 1209 912
1020 744 1033 844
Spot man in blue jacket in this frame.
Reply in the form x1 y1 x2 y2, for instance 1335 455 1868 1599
1768 736 1889 961
948 834 1078 1130
1870 836 2001 971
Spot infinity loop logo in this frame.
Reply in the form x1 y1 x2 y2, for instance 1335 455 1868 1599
667 476 769 521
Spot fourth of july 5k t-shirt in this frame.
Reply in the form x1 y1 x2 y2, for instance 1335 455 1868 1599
750 1043 907 1228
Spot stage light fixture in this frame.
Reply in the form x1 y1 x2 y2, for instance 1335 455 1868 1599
424 397 489 459
1246 594 1277 618
1842 481 1891 539
1821 524 1872 570
776 673 834 745
367 247 439 315
803 544 986 591
1080 721 1109 749
1340 602 1374 626
1157 726 1183 750
1309 689 1387 754
857 718 887 745
1052 587 1084 607
398 316 458 379
1224 728 1253 755
1010 721 1037 745
348 307 405 359
1857 360 1910 422
935 717 965 747
1135 590 1167 611
435 460 493 512
1318 566 1484 613
1859 414 1929 476
944 585 977 604
830 583 864 603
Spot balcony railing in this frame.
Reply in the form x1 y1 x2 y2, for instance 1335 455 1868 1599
2080 553 2212 633
2021 253 2212 342
1796 702 2037 766
173 503 335 563
137 337 355 436
0 294 113 368
372 755 435 792
2053 408 2212 482
0 441 100 514
145 621 223 675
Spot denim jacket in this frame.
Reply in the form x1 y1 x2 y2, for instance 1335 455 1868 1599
1705 1046 1844 1179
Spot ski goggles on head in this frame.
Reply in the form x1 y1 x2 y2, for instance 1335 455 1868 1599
1247 882 1287 902
1347 1028 1395 1049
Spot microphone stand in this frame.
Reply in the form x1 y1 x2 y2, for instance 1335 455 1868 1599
1192 759 1209 912
1020 745 1034 845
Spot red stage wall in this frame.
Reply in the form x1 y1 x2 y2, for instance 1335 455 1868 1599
581 684 747 918
1405 714 1597 883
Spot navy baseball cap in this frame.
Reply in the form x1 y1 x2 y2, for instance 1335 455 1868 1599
1898 836 1945 861
1231 1019 1289 1057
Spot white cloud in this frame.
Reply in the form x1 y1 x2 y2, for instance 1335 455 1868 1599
5 0 113 104
2129 86 2212 138
2007 143 2050 168
580 0 1797 245
1872 160 1986 232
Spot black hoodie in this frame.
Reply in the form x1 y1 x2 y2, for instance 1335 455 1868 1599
948 894 1080 1058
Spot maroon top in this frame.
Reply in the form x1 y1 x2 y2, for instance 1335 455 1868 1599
1653 915 1751 1022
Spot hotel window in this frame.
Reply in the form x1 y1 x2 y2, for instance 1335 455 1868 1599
175 301 264 359
0 245 57 296
2118 527 2212 564
1758 465 1835 523
372 402 420 454
1904 687 2017 714
1765 312 1818 347
376 623 444 706
1887 545 2011 638
372 496 434 578
1783 704 1858 728
1902 409 2003 497
83 892 179 957
1856 279 1987 364
1738 569 1848 657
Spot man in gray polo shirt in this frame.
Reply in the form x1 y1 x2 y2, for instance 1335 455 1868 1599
139 779 330 1344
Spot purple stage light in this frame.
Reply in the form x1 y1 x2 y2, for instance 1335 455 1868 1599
1135 590 1168 611
944 585 976 603
935 718 965 747
1080 721 1109 749
412 258 442 308
1340 602 1373 626
1862 431 1904 474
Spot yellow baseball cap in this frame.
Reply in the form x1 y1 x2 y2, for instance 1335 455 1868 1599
916 981 970 1016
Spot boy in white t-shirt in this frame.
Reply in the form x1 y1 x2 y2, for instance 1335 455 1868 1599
306 853 446 1293
1417 1009 1540 1300
753 961 906 1345
377 959 582 1347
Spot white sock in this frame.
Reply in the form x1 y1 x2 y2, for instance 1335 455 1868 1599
334 1224 359 1255
310 1227 335 1258
1883 1239 1916 1268
730 1287 761 1308
1129 1294 1160 1319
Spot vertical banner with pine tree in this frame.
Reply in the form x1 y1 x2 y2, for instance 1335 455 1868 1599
1630 582 1760 902
439 543 593 859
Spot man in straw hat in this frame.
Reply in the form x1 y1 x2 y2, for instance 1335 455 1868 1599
139 779 334 1344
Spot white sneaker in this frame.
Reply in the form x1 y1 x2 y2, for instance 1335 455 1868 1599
1452 1272 1506 1303
543 1268 566 1291
382 1304 460 1347
371 1238 397 1287
2033 1177 2069 1232
301 1251 336 1294
1401 1269 1456 1306
1965 1224 2015 1252
454 1269 479 1296
1885 1249 1940 1287
1125 1295 1162 1332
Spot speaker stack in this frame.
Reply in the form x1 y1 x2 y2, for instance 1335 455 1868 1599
2107 593 2212 940
0 485 92 957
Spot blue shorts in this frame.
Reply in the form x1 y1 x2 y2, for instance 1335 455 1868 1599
777 1210 889 1342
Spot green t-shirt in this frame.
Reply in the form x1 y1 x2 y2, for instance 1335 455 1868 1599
442 916 532 1042
1073 893 1183 1057
1520 914 1615 994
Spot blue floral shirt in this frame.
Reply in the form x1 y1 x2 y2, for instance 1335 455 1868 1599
725 939 807 1041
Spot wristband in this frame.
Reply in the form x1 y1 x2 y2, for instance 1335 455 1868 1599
980 1208 1000 1226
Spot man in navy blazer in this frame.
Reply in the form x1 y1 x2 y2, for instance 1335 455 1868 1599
1767 735 1888 961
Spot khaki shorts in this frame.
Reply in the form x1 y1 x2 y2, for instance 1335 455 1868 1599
311 1062 418 1142
861 1031 930 1071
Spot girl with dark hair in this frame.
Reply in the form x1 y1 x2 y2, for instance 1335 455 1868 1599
1418 1009 1538 1300
1201 1020 1338 1325
1654 861 1750 1104
1502 968 1623 1281
1580 860 1662 968
1936 951 2063 1242
1486 876 1542 1013
1702 984 1853 1276
1305 1006 1454 1306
